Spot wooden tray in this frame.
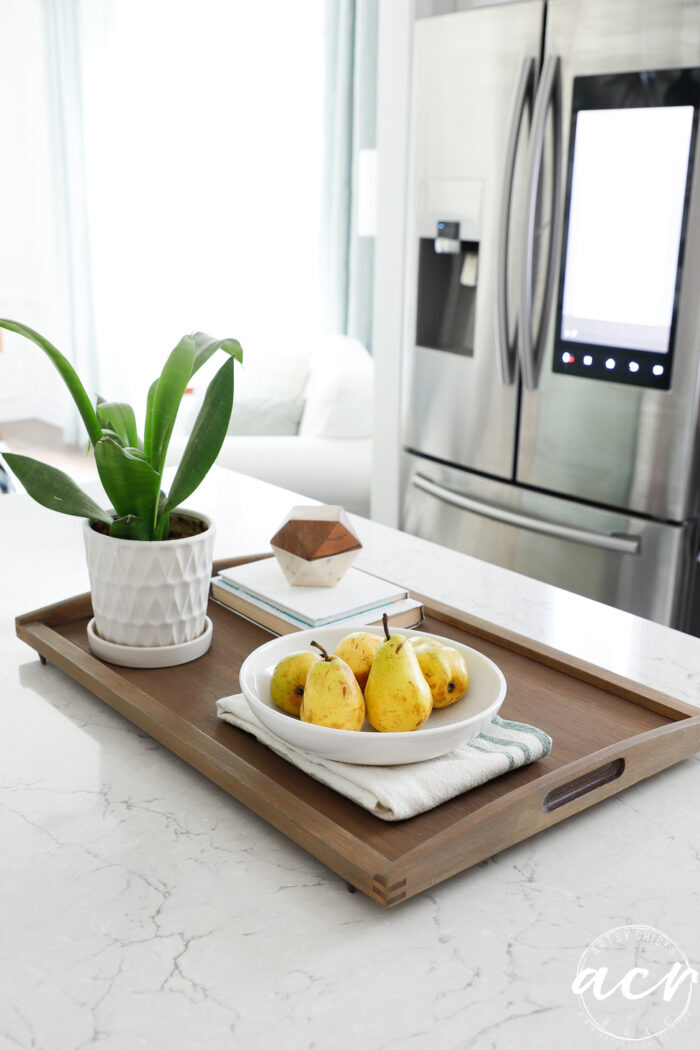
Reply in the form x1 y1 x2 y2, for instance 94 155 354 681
16 557 700 908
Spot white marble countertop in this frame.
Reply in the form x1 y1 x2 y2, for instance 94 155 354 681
1 467 699 1050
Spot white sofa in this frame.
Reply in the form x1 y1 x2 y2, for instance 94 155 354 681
168 335 373 517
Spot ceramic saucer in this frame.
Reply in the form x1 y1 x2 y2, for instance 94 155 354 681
86 616 213 668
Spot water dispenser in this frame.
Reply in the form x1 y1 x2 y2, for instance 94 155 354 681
415 221 480 357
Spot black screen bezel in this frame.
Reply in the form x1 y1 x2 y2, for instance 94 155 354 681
552 68 700 391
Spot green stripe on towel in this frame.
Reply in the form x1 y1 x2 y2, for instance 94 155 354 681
491 715 553 756
476 735 518 769
482 734 533 765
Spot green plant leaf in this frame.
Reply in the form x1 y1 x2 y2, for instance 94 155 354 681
109 514 151 540
94 438 160 533
0 320 103 446
143 379 158 463
96 401 138 448
191 332 243 377
151 491 169 538
154 512 171 541
3 452 112 523
99 428 125 446
149 335 196 472
124 446 151 463
164 355 234 514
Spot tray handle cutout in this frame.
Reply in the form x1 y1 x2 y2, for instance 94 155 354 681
543 759 625 813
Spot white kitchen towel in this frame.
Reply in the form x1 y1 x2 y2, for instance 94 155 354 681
216 694 553 821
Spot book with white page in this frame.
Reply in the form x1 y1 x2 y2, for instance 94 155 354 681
216 558 407 627
210 579 423 635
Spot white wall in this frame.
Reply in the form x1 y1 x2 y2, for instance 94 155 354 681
0 0 65 427
370 0 415 526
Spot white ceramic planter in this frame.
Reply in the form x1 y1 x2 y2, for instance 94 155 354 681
83 510 216 648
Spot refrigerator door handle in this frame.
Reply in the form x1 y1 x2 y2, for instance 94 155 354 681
412 474 642 554
495 55 536 386
519 54 563 391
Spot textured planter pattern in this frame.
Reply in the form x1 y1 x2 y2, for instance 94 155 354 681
83 513 215 647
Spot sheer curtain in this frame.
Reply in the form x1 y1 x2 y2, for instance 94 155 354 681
41 0 100 443
69 0 325 420
321 0 378 352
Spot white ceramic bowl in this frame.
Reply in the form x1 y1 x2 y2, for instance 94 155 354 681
238 625 507 765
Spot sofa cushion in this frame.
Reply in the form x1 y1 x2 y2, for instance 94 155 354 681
237 345 311 401
176 341 312 436
298 336 373 440
228 396 305 436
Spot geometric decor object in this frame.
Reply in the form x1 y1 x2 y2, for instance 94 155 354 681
270 505 362 587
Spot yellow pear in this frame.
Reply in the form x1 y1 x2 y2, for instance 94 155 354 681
412 640 455 708
364 615 432 732
412 639 469 709
332 631 382 691
270 650 320 716
441 644 469 703
299 642 365 730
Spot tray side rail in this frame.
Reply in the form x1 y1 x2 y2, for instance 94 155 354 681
374 714 700 905
421 600 700 721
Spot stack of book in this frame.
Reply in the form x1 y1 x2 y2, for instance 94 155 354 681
211 557 423 635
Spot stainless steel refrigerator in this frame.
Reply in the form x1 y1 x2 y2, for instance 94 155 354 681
401 0 700 633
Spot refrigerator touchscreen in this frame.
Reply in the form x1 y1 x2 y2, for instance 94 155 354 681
553 69 700 389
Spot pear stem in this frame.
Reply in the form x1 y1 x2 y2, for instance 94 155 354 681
382 612 391 641
310 640 331 661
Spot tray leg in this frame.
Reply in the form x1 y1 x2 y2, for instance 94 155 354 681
39 654 47 666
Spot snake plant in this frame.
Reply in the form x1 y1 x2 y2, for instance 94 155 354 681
0 319 242 540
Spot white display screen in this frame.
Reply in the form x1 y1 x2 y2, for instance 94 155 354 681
560 106 694 354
